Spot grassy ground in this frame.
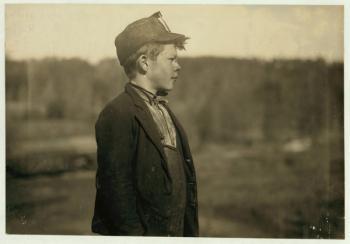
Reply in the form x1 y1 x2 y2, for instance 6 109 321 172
6 140 344 238
195 141 343 238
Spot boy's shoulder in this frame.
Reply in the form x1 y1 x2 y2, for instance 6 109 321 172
96 90 135 125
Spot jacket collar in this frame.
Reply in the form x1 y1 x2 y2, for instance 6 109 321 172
125 81 148 110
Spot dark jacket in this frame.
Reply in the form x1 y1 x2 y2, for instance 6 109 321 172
91 81 199 236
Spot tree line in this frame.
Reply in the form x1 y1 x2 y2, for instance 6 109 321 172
5 56 343 144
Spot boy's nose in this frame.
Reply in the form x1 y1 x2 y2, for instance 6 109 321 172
174 62 181 71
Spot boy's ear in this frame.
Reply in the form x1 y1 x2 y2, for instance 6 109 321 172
137 54 148 74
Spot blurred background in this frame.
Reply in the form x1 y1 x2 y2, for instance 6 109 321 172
5 4 344 238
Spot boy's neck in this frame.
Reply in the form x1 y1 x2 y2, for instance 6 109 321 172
130 76 157 95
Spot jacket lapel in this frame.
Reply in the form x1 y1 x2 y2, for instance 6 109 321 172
125 82 169 174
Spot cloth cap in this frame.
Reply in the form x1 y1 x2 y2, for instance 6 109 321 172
115 11 189 66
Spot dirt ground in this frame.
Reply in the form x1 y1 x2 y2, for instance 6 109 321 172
6 142 344 238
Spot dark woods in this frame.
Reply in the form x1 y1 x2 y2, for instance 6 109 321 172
6 56 343 144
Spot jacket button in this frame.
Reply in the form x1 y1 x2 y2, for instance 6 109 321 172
185 158 191 162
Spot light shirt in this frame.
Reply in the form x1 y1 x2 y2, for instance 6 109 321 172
130 81 177 149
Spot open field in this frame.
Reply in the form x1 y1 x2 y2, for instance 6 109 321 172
6 139 343 238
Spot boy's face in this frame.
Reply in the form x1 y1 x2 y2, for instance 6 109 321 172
146 44 181 93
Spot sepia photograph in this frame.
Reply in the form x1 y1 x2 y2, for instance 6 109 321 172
2 1 346 241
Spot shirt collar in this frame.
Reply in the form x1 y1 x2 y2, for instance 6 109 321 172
129 81 168 105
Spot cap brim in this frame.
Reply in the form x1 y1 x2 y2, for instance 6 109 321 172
154 32 189 43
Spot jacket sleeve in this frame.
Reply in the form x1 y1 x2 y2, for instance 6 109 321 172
95 105 144 235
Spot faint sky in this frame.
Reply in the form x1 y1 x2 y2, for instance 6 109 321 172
5 4 344 63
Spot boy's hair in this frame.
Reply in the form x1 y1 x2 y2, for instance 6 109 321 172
122 39 186 80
